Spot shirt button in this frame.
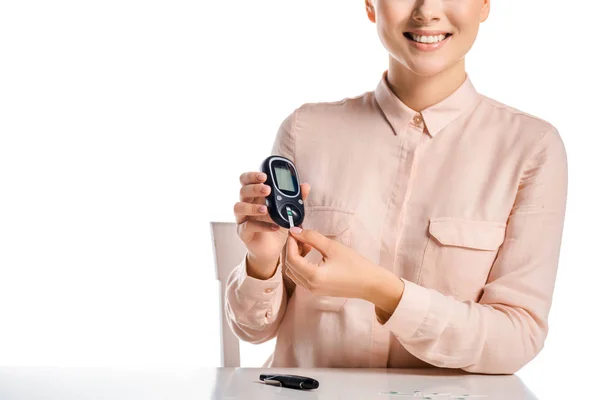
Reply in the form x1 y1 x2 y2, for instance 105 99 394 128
264 288 273 294
412 114 422 125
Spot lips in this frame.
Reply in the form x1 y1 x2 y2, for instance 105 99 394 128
403 32 452 44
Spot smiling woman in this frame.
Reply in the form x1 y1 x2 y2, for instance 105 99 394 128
223 0 569 374
0 0 596 397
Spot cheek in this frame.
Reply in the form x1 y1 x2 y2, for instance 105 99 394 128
375 1 411 48
451 25 480 58
447 4 483 43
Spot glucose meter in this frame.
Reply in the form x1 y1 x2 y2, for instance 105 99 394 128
260 155 305 229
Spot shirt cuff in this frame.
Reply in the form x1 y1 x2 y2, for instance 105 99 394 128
381 278 432 339
235 253 283 300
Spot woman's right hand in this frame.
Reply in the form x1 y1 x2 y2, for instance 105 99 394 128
235 171 310 279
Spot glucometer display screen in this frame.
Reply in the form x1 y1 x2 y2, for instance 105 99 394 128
274 166 295 192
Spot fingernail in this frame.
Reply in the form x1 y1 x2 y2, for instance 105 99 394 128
290 227 302 234
261 185 269 193
257 173 267 181
271 224 280 230
259 205 267 213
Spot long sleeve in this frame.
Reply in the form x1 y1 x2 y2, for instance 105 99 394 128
380 127 568 374
224 109 299 344
224 255 287 344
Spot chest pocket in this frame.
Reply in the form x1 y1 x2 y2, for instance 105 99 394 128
288 207 354 312
417 217 506 300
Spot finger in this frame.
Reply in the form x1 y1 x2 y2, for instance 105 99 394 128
289 228 333 257
286 235 317 279
240 183 271 202
300 243 313 258
235 213 277 225
300 183 311 202
238 220 280 242
235 208 277 225
233 202 269 218
285 266 297 285
239 171 267 186
285 265 310 290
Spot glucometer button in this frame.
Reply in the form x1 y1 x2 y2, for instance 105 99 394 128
298 199 303 205
277 195 282 201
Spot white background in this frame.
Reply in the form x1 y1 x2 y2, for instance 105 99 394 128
1 1 598 398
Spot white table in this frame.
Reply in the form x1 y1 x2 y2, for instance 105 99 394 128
0 367 543 399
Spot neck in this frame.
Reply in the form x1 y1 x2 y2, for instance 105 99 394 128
386 58 467 112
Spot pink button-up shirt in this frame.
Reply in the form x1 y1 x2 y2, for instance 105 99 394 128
225 71 568 374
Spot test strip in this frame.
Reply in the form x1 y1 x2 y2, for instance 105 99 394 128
286 206 294 228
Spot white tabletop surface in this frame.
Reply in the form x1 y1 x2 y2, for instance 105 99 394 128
0 367 544 399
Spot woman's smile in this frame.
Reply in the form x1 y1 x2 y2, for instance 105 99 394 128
403 30 453 52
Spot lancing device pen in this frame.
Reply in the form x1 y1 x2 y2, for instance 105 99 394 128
259 374 319 390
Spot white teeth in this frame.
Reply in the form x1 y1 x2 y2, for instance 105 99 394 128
409 33 447 44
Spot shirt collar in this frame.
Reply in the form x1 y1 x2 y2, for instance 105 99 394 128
374 70 480 137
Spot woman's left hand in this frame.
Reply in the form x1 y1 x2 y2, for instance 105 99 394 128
286 227 404 310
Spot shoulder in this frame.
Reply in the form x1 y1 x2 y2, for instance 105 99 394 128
274 91 374 155
480 96 567 169
287 90 376 127
478 95 561 141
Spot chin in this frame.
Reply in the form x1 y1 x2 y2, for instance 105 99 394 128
410 64 453 77
395 56 454 78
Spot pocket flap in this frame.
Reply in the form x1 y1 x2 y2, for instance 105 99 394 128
429 218 506 251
